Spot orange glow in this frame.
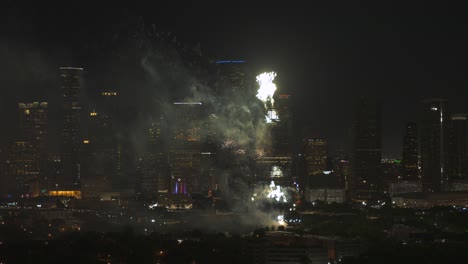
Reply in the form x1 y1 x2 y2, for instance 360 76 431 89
48 190 81 199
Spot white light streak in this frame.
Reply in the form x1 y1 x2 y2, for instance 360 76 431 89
173 102 202 105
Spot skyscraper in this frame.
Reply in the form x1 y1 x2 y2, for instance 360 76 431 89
81 109 113 198
81 90 121 196
303 137 328 176
255 94 293 188
15 102 48 196
351 97 382 201
448 114 467 180
138 119 167 199
215 60 247 94
420 98 449 192
6 141 40 197
271 94 293 156
401 122 419 181
60 67 83 188
18 102 48 155
168 101 204 195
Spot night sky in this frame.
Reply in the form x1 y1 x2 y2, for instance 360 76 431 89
2 2 468 155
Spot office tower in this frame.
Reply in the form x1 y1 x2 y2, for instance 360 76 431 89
0 148 7 197
448 114 467 180
81 109 114 198
351 97 382 201
401 122 419 181
60 67 83 188
199 113 218 194
271 94 293 155
421 98 449 192
6 141 40 197
18 102 48 155
329 149 349 187
16 102 48 194
137 119 167 199
303 137 328 176
215 60 247 93
256 94 293 188
168 101 204 195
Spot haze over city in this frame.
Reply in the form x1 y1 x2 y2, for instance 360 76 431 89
1 2 468 264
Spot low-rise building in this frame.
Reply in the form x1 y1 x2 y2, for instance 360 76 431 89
393 191 468 208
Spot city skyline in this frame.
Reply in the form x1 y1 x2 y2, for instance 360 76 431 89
2 3 468 155
2 4 468 264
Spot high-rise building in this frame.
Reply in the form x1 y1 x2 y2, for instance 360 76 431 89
168 101 204 195
82 89 121 193
401 122 419 181
303 137 328 176
60 67 83 188
256 94 293 188
350 97 382 201
137 119 167 199
448 114 467 180
0 148 7 197
16 102 48 194
215 60 248 94
81 109 112 198
420 98 449 192
6 141 41 197
271 94 293 156
18 102 48 155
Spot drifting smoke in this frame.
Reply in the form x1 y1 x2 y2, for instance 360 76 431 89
128 23 293 231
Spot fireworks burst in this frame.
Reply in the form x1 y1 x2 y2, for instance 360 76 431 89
267 181 287 203
255 148 265 159
235 149 246 155
221 139 236 149
256 72 277 108
270 166 283 178
277 215 286 226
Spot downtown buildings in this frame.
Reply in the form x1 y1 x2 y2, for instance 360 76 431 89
420 98 449 192
1 102 48 197
420 99 468 192
59 67 84 189
350 97 383 201
401 122 419 181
